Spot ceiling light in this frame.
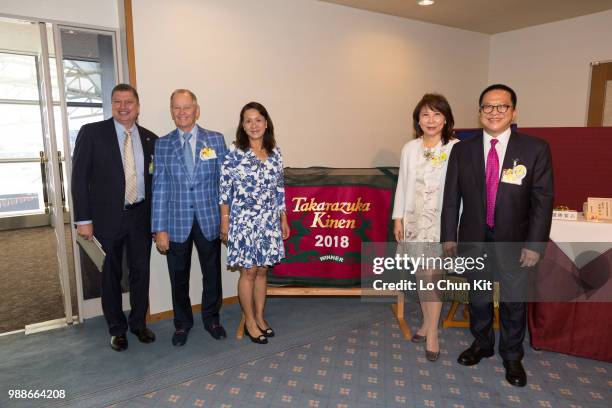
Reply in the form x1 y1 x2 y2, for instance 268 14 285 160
417 0 435 5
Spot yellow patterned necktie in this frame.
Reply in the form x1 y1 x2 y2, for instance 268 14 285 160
123 129 138 204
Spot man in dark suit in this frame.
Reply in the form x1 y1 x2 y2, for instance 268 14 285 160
441 84 554 386
152 89 229 346
72 83 158 351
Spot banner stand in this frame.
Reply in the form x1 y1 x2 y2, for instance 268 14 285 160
235 287 411 340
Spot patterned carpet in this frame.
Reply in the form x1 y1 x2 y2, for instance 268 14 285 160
0 225 79 333
110 309 611 408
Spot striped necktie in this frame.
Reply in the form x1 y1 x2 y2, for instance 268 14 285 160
123 129 138 204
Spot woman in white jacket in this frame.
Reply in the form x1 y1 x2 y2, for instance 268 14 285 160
392 93 459 361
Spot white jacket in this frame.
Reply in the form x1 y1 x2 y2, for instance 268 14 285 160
392 137 459 220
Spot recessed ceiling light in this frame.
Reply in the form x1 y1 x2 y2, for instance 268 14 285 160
417 0 435 5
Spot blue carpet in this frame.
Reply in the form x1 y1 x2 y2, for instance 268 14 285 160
1 298 381 408
1 299 611 408
111 307 612 408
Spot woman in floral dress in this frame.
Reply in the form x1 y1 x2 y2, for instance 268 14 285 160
392 94 459 361
220 102 290 344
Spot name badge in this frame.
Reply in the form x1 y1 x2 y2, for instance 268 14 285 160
200 147 217 160
501 160 527 185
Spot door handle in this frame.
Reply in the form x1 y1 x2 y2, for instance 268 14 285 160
39 151 50 214
57 151 67 212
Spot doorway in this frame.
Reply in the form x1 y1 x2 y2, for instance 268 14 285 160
587 61 612 126
0 17 120 334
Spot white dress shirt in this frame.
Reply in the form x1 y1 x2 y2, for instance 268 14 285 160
483 127 511 179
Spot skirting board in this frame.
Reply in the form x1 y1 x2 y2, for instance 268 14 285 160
147 296 239 322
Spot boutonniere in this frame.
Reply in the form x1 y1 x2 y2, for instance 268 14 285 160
424 148 448 168
200 146 217 160
149 155 154 174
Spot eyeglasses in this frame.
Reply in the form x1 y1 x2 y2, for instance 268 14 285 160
480 104 512 114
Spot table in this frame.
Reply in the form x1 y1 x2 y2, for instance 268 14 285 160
528 216 612 362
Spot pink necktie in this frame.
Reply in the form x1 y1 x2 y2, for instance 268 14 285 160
485 138 499 228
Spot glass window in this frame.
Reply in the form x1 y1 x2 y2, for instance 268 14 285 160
65 106 104 154
0 53 39 100
0 53 44 161
0 104 46 159
64 59 103 104
62 58 105 156
0 162 44 215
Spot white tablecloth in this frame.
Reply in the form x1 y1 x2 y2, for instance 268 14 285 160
550 216 612 268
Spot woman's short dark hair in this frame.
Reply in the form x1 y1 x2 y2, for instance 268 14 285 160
236 102 276 154
412 93 456 145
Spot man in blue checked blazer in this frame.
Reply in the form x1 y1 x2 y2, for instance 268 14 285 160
152 89 229 346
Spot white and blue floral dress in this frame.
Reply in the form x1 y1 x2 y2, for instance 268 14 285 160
219 146 286 269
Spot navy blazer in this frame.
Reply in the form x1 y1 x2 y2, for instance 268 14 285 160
71 118 158 238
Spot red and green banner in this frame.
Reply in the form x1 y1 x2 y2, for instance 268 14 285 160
269 168 398 286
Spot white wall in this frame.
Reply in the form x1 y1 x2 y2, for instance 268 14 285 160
488 10 612 127
132 0 490 306
133 0 489 167
0 0 119 28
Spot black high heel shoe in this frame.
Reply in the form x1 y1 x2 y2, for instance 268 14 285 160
425 349 440 362
244 324 268 344
258 323 275 338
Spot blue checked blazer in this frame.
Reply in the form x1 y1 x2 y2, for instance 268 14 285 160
151 125 228 242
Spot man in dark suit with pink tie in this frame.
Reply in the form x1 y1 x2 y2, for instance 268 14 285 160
441 84 554 387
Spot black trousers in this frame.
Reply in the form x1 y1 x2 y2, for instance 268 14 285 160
167 219 222 331
468 227 527 361
98 203 152 336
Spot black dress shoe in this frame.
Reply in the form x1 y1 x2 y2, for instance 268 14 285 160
457 345 494 366
244 325 268 344
110 334 128 351
205 323 227 340
503 360 527 387
172 329 188 346
131 327 156 343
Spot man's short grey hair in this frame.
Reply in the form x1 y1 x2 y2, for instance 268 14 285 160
170 89 198 105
